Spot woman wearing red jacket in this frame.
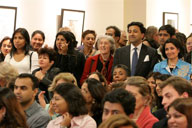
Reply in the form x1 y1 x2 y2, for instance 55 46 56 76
80 35 115 85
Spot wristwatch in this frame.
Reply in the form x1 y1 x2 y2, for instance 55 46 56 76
60 126 68 128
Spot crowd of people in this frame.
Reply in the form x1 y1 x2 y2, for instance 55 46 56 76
0 21 192 128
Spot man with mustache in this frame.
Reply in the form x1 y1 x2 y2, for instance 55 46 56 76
14 73 50 128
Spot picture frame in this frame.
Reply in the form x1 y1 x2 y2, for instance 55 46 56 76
0 6 17 40
61 9 85 46
163 12 179 29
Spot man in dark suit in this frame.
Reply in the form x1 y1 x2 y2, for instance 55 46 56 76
113 22 158 77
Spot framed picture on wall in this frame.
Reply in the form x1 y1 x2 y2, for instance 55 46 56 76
0 6 17 40
61 9 85 46
163 12 179 29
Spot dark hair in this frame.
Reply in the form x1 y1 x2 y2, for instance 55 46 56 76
37 47 57 62
113 64 130 77
175 32 187 45
0 87 28 128
16 73 39 89
159 25 175 37
106 26 121 37
154 74 171 81
102 88 136 116
54 31 77 54
89 72 108 87
31 30 45 41
146 72 161 79
162 38 184 58
54 83 88 116
11 28 30 56
168 98 192 128
127 22 146 34
0 36 11 49
84 78 107 117
82 30 97 39
160 76 192 97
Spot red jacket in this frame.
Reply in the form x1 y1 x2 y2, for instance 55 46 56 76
80 54 113 85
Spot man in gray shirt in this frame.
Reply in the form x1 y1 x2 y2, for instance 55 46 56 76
14 73 50 128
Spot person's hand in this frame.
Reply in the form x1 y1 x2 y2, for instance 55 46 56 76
60 112 72 127
60 42 69 55
35 70 45 80
48 100 55 116
38 91 46 108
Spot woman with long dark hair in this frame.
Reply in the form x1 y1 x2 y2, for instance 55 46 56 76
53 31 85 86
0 87 28 128
4 28 39 74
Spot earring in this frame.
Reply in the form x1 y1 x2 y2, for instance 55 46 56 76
92 99 95 104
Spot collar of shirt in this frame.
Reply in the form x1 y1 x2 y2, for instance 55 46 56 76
25 101 39 118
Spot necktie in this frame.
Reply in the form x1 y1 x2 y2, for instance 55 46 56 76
131 47 138 76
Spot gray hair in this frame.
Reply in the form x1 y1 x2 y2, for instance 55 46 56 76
145 26 158 41
96 35 116 54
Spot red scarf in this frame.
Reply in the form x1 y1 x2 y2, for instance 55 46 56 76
99 55 111 77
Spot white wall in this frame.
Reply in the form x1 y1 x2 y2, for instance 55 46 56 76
146 0 191 36
0 0 124 47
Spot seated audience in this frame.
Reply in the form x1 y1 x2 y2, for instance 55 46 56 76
53 31 85 86
32 47 60 101
0 62 18 89
125 76 159 128
0 36 12 62
99 114 138 128
0 87 28 128
47 83 97 128
102 88 136 122
14 73 50 128
153 76 192 128
30 30 45 51
153 38 191 80
80 35 115 84
81 78 107 125
167 98 192 128
77 30 97 59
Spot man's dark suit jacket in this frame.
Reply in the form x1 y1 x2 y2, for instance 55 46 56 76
113 44 158 77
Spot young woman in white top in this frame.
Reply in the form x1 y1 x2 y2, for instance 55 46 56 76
4 28 39 74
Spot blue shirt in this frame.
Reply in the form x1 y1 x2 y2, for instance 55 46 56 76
153 59 192 80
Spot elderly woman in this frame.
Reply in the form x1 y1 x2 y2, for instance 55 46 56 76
80 35 115 84
53 31 85 86
125 76 158 128
167 98 192 128
0 37 12 62
153 38 191 80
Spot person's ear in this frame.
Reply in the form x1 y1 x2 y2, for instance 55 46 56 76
115 36 120 42
33 88 38 97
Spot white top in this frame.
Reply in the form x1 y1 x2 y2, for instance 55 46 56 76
130 43 142 68
4 51 39 74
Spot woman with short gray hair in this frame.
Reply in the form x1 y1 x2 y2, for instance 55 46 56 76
80 35 115 85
